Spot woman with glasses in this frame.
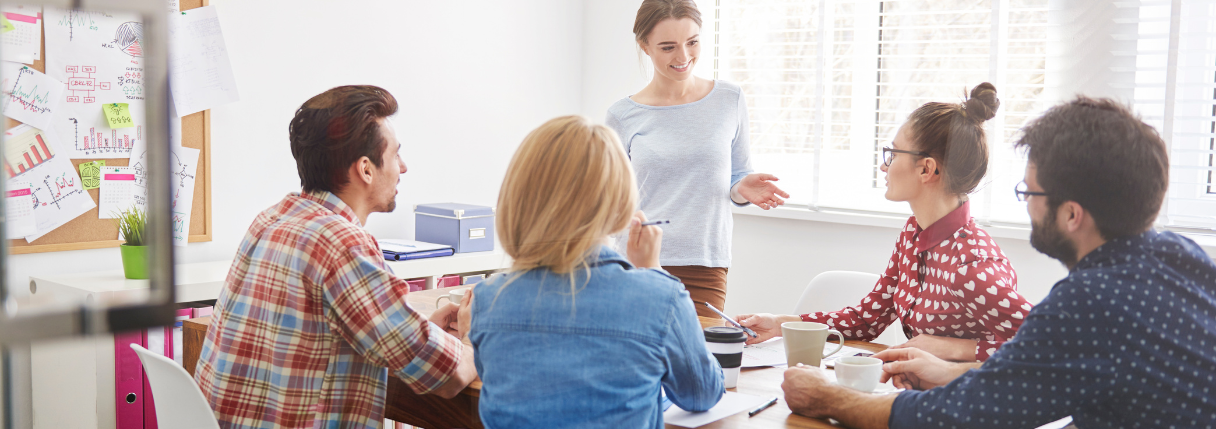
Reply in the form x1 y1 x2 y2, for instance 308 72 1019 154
737 83 1032 362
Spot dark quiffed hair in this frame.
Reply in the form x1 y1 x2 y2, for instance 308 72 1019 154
906 83 1000 195
1015 97 1168 239
289 85 398 193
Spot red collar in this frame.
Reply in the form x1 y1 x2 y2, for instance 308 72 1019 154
913 201 971 253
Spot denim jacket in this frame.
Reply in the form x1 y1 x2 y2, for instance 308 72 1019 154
469 246 724 429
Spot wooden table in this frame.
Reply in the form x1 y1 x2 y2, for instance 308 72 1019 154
184 286 888 428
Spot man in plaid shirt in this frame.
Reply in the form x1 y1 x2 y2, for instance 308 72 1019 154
194 85 477 428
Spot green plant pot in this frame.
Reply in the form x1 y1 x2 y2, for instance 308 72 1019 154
120 244 149 280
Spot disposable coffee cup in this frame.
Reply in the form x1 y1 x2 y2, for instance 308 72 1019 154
435 288 467 308
704 326 747 389
835 356 883 392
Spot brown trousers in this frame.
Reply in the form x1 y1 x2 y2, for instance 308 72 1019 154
662 265 728 319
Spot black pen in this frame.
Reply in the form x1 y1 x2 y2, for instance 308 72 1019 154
748 397 779 417
640 219 670 226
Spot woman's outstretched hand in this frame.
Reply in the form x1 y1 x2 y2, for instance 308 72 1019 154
736 173 789 210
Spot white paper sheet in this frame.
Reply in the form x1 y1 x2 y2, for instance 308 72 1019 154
663 391 771 428
44 8 146 159
1 6 42 64
3 66 66 130
166 0 180 14
5 180 35 237
170 145 197 246
98 165 136 219
741 338 873 368
168 6 238 115
5 125 97 242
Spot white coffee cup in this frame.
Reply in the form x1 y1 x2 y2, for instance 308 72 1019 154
435 288 468 308
834 356 883 392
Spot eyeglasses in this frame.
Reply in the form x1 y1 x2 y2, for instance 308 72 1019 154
881 146 931 167
1013 181 1049 202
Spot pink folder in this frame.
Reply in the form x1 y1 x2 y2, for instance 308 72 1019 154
437 275 461 288
191 306 213 318
114 330 144 429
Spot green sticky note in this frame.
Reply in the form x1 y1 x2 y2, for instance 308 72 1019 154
78 161 105 190
1 16 13 34
103 103 135 129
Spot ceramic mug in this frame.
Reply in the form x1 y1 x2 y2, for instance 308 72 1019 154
780 321 844 367
835 356 884 392
436 288 468 308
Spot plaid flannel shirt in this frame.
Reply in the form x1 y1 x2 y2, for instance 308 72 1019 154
194 191 464 428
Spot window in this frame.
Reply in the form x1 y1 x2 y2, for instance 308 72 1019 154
714 0 1216 230
714 0 1048 224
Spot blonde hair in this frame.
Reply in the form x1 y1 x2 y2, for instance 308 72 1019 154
497 116 638 276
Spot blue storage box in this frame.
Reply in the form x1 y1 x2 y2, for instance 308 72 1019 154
414 203 495 253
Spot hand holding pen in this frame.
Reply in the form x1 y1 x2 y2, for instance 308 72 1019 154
702 302 758 338
627 211 663 269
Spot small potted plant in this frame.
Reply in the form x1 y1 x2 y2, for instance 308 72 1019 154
114 206 148 279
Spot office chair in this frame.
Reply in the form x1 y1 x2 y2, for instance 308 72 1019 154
130 344 221 429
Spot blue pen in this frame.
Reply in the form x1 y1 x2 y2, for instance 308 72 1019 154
640 219 669 226
702 302 757 338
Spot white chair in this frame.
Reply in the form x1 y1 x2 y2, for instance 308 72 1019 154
794 271 907 347
130 344 221 429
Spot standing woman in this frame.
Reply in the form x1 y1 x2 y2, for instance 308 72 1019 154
607 0 788 317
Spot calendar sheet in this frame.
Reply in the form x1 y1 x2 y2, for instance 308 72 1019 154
0 5 42 64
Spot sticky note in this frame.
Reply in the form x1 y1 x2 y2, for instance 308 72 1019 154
103 103 135 129
0 16 13 34
78 160 105 190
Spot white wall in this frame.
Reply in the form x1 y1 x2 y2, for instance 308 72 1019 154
9 0 585 424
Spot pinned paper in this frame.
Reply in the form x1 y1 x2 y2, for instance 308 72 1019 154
3 66 67 131
98 166 137 219
103 103 135 129
1 16 13 33
6 180 35 237
0 6 40 64
78 160 105 190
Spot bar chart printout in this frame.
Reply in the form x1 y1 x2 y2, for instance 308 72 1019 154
4 126 55 179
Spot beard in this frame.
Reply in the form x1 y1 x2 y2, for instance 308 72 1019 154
1030 208 1079 268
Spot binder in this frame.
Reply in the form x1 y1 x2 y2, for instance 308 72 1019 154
172 308 193 366
114 330 145 429
142 326 173 429
379 239 455 261
191 305 213 319
383 247 455 261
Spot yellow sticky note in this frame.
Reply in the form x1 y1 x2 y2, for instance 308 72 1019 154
78 160 105 190
0 16 13 34
103 103 135 129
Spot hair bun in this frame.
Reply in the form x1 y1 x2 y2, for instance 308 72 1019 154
963 82 999 123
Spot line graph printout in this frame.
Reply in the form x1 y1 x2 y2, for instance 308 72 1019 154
128 136 197 246
3 125 96 242
45 7 146 159
3 66 65 130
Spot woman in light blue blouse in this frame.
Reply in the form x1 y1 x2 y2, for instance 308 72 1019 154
607 0 788 317
469 116 723 429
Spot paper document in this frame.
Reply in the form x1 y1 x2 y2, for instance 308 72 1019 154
4 125 97 242
45 7 147 159
1 5 42 64
98 166 136 219
169 6 238 115
170 146 198 246
663 391 771 428
4 66 66 131
741 338 874 368
6 180 35 237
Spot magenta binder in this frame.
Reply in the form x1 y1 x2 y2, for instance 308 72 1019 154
114 330 145 429
405 278 426 292
437 275 461 288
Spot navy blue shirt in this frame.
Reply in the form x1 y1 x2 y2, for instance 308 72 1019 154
891 230 1216 428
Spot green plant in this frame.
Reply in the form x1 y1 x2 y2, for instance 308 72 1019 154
114 206 147 246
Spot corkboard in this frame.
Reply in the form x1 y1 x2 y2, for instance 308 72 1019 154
8 0 211 254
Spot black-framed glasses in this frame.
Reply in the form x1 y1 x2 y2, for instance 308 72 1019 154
881 146 931 167
1014 181 1049 202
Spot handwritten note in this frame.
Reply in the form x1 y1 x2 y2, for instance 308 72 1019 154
103 103 134 128
77 160 104 190
168 6 239 115
3 66 66 131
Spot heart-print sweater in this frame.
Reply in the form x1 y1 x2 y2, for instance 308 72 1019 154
801 201 1031 361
